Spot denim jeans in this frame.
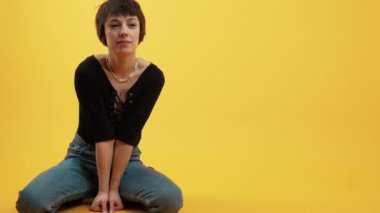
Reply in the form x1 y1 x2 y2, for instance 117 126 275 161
16 134 183 213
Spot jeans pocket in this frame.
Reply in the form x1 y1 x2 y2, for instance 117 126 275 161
67 139 87 154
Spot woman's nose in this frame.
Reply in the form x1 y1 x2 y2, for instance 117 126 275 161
120 25 128 36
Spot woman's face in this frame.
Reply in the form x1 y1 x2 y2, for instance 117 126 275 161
104 15 140 55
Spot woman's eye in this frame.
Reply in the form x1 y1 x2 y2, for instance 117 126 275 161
129 23 137 27
110 24 119 28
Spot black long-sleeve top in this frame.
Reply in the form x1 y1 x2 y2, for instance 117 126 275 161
74 55 164 146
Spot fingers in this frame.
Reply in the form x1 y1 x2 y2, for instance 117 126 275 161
90 200 108 213
109 200 123 212
90 201 101 212
109 201 114 213
109 200 116 213
101 200 108 213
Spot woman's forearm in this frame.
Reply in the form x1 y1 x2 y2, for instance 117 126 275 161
95 140 115 193
110 140 133 191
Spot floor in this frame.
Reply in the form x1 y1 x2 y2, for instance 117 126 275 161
58 199 146 213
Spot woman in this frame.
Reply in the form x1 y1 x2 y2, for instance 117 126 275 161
16 0 183 212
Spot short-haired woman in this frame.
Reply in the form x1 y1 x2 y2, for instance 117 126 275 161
16 0 183 212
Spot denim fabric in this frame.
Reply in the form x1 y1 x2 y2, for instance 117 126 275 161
16 134 183 213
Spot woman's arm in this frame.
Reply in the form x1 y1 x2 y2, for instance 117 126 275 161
90 140 115 212
110 140 133 190
96 140 115 192
108 140 133 211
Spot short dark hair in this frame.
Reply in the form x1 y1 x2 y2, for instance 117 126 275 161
95 0 146 46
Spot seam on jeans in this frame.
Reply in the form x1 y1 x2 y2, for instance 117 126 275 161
49 189 92 211
71 135 96 153
121 194 152 210
68 141 86 154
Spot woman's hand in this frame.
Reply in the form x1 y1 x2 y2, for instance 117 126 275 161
92 141 114 212
109 190 124 212
90 191 109 212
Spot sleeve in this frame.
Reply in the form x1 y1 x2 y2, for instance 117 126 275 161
74 62 115 142
115 67 165 146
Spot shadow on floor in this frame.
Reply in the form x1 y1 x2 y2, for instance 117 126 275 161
58 198 147 213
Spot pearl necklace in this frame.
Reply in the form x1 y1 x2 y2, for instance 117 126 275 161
106 57 138 83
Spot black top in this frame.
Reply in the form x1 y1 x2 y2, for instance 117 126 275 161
74 55 164 146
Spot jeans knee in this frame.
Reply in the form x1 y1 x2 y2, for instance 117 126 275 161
16 188 56 213
149 186 183 213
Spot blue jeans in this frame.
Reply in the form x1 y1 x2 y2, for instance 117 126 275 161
16 134 183 213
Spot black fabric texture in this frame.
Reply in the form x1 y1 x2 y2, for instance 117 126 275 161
74 55 164 146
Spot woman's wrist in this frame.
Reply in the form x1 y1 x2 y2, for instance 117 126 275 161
109 189 119 194
98 179 111 193
98 188 110 194
95 140 115 195
109 183 120 193
109 140 133 193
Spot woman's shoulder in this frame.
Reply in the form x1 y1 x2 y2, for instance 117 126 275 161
77 54 97 66
139 58 164 83
76 55 101 72
137 57 150 68
93 54 106 64
75 55 102 81
138 58 162 74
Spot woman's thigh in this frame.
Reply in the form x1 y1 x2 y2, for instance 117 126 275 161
16 157 97 213
119 160 183 213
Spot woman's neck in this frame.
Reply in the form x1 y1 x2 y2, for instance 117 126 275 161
107 53 137 76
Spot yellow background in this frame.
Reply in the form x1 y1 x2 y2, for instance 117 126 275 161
1 0 379 212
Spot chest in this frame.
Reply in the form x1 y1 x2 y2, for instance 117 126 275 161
104 70 142 102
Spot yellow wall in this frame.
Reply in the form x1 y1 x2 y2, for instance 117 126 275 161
1 0 379 212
